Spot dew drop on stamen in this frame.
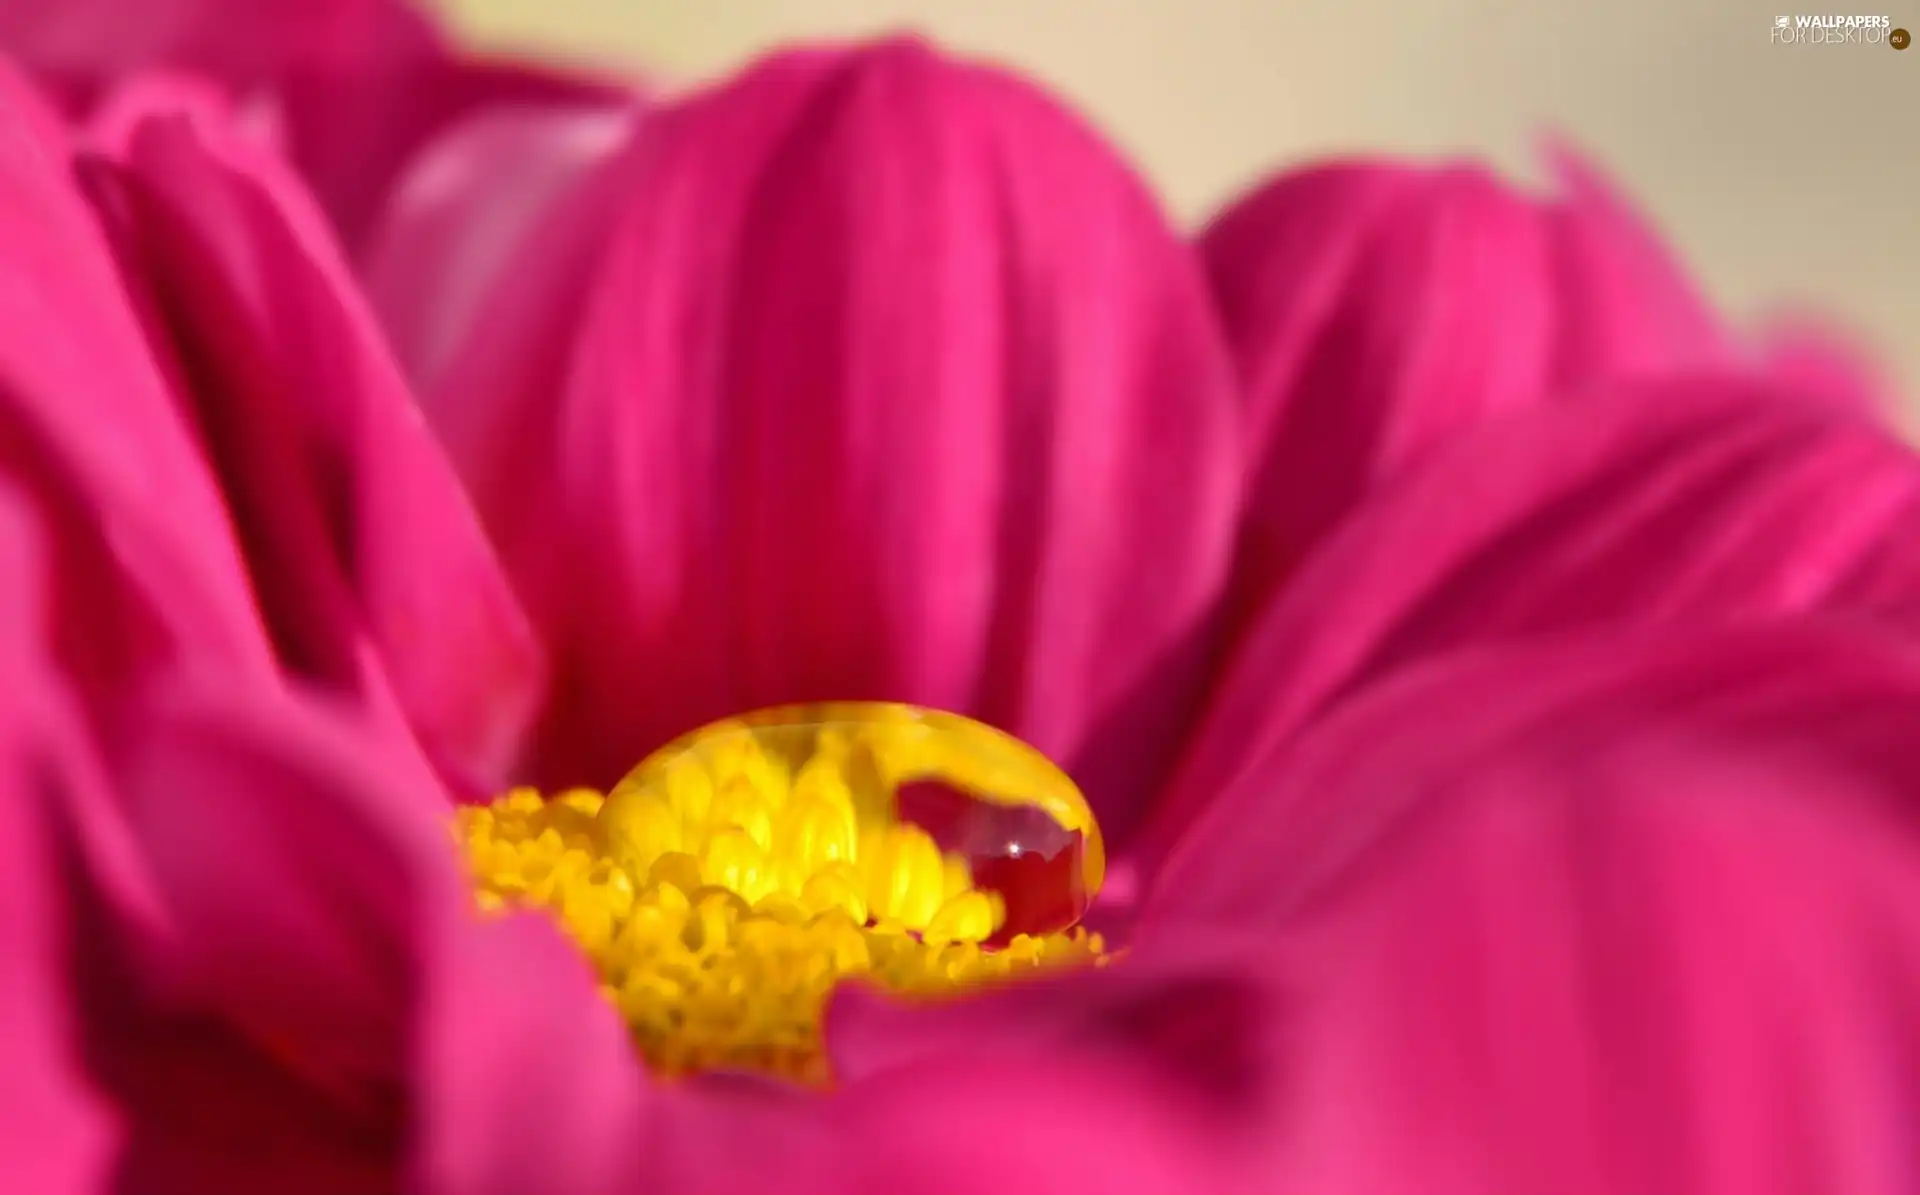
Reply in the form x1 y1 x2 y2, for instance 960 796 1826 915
600 701 1105 941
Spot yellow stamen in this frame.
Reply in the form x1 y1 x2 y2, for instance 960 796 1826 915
455 703 1107 1085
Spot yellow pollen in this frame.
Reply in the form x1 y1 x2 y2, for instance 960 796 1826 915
455 703 1108 1085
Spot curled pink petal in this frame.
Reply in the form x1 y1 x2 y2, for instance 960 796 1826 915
1141 375 1920 873
522 40 1239 854
93 105 547 791
0 63 275 707
0 0 628 253
1147 625 1920 1193
81 69 279 157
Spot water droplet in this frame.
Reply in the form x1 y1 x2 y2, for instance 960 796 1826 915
601 702 1104 941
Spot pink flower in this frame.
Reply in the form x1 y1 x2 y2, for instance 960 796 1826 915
4 27 1920 1195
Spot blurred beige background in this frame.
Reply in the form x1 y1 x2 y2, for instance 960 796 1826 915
437 0 1917 408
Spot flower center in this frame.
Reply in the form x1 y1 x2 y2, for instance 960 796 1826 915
454 702 1108 1085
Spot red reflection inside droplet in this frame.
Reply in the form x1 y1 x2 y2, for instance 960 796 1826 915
896 780 1088 941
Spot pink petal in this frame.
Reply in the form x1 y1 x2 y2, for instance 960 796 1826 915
0 792 117 1195
1139 376 1920 873
97 676 650 1194
0 63 276 705
663 935 1290 1191
361 99 639 392
522 40 1240 852
0 487 47 687
93 105 547 792
0 0 630 253
405 115 648 634
5 489 393 1195
2 479 384 1195
1147 625 1920 1193
654 1057 1226 1194
82 69 280 158
0 0 431 78
810 1060 1222 1194
1199 145 1736 625
115 686 449 1029
102 683 446 1192
1755 311 1893 416
0 494 116 1195
409 913 651 1195
1540 139 1732 379
826 931 1284 1118
1197 161 1427 453
805 918 1297 1189
272 54 634 255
